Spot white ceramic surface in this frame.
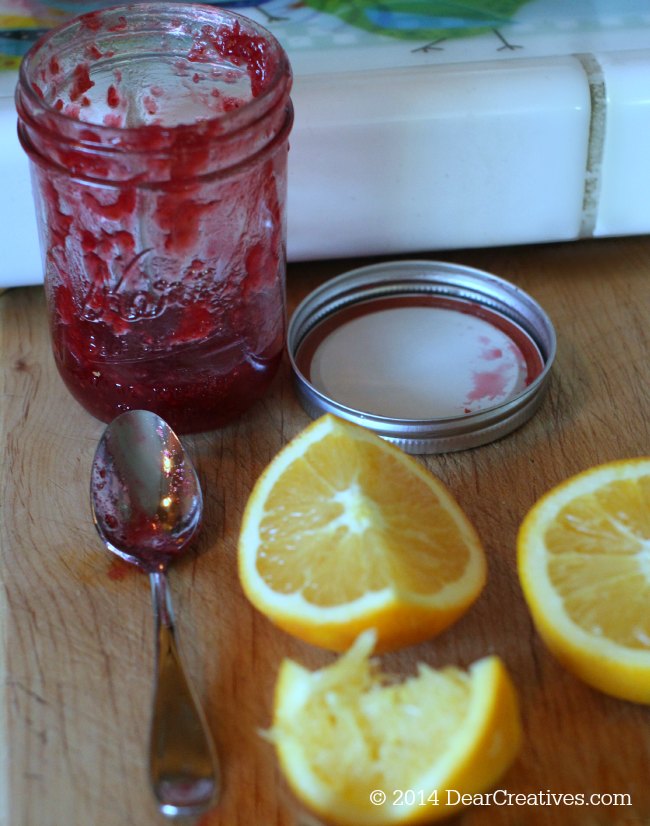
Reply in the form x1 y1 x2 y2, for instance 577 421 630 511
593 50 650 237
2 0 650 286
0 104 41 286
287 56 590 261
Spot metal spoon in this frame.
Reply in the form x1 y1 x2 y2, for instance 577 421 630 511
90 409 219 818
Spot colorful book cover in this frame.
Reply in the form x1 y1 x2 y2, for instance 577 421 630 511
3 1 650 78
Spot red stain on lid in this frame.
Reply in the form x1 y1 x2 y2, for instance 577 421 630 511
466 366 509 403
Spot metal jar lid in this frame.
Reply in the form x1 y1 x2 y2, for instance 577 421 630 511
287 260 556 454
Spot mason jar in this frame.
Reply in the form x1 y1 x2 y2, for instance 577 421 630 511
16 3 293 433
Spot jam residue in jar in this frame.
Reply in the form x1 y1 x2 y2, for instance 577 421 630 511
16 4 293 432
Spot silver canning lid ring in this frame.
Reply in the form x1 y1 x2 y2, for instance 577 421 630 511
287 260 557 454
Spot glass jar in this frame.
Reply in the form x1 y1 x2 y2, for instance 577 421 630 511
16 3 293 433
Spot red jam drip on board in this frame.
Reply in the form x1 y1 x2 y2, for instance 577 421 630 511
107 558 133 580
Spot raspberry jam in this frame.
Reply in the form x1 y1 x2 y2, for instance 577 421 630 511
16 4 293 432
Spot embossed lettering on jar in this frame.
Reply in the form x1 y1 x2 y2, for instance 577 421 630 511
16 4 293 432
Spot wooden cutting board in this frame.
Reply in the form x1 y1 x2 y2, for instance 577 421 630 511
1 238 650 826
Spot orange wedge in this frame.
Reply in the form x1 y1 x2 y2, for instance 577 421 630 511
238 414 486 652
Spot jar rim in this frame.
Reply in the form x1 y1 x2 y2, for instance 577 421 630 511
17 99 293 188
17 2 292 147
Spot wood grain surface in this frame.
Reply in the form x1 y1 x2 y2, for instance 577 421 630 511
1 237 649 826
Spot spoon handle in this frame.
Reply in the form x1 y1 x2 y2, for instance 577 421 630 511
148 570 219 818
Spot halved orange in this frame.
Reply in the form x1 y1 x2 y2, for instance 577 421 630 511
517 457 650 703
238 414 486 652
269 630 522 825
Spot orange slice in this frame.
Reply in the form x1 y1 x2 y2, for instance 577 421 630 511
517 457 650 703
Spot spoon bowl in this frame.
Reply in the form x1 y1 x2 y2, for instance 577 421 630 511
91 409 202 571
91 409 219 818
